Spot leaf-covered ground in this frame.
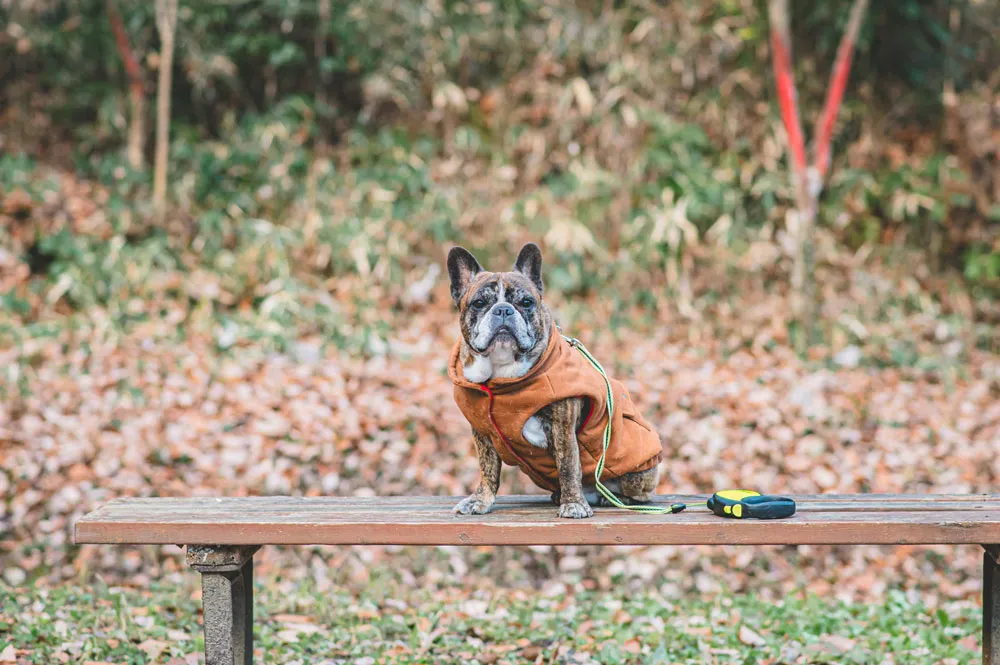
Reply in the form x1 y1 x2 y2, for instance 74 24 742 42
2 181 998 661
0 573 982 664
2 254 998 606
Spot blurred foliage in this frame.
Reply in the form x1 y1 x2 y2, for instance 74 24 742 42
0 0 998 346
789 1 996 113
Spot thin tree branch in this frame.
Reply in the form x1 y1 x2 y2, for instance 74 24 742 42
316 0 330 109
813 0 870 184
108 0 145 169
153 0 178 217
767 0 808 191
108 0 142 96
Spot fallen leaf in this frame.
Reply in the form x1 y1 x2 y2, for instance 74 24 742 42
253 415 290 438
571 78 595 115
272 614 314 624
820 635 857 653
138 639 167 661
611 609 632 624
276 623 323 643
958 635 979 651
739 625 766 647
710 649 740 657
803 634 858 659
0 646 16 663
520 645 541 659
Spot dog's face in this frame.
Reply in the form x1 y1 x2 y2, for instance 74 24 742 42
448 243 551 382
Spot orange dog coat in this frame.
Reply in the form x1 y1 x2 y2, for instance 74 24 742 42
449 332 662 492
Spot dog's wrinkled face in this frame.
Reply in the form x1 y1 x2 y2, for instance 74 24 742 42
463 271 540 353
448 243 551 382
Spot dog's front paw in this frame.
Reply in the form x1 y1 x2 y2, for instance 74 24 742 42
558 501 593 519
454 495 494 515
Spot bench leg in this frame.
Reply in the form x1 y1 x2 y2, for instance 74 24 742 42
987 546 1000 665
187 545 260 665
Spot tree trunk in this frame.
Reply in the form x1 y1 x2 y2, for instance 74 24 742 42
107 0 145 170
789 204 817 347
768 0 868 350
316 0 330 110
153 0 178 219
128 92 146 170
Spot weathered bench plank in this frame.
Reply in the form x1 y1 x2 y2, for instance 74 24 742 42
75 494 1000 547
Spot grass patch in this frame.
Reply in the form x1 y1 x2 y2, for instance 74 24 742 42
0 575 981 664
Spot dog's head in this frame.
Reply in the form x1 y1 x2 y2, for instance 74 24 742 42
447 243 551 382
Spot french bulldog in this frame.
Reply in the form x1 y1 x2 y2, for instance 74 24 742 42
446 243 662 519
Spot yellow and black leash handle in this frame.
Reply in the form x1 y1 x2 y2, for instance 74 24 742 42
564 334 795 520
703 489 795 519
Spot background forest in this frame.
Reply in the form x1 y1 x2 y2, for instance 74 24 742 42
2 1 1000 663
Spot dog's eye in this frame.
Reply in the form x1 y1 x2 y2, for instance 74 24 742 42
519 297 535 308
471 299 486 310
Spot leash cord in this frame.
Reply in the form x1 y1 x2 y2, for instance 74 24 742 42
562 335 686 514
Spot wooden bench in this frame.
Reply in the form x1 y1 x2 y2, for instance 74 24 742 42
75 494 1000 665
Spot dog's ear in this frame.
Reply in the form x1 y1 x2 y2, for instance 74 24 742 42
513 242 543 295
447 246 483 302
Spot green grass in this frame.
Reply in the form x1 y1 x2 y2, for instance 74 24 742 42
0 575 981 664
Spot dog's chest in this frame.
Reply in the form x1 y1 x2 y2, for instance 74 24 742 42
462 349 535 384
521 416 547 449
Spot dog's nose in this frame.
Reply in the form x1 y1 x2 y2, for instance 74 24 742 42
493 303 515 319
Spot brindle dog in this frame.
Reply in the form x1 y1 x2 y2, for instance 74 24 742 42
448 243 659 519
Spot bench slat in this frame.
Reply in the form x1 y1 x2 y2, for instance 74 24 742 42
76 495 1000 514
75 495 1000 547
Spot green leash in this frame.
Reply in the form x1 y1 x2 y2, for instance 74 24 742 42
563 335 690 514
564 334 795 519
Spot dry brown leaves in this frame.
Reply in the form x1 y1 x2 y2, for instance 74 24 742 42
1 245 999 605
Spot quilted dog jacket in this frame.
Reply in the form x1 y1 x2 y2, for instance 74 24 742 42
449 331 662 492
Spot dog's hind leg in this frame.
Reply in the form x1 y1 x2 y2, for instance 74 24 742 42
617 466 659 504
545 398 593 519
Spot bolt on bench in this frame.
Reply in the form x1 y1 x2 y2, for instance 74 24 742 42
75 494 1000 665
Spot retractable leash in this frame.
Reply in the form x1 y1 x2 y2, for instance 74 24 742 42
563 334 796 520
